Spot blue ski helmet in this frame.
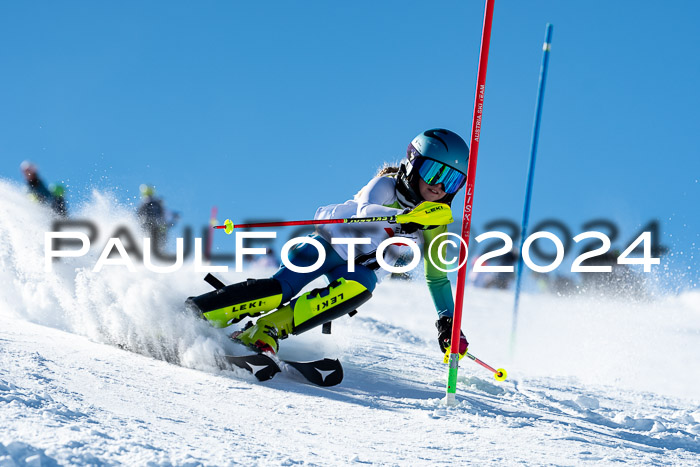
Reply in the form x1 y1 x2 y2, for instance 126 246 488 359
396 129 469 207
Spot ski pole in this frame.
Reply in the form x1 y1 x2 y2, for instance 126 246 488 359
465 351 507 381
213 201 453 234
443 347 507 381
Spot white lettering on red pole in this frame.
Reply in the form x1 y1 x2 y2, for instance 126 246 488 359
464 187 473 223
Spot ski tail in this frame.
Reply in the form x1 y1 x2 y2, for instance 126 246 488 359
221 354 280 381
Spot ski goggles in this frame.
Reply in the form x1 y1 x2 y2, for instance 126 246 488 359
415 158 467 194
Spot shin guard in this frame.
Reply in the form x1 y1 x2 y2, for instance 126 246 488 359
234 278 372 353
291 278 372 335
186 278 284 328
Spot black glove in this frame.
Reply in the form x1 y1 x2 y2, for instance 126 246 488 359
397 208 422 234
436 316 469 354
398 222 421 234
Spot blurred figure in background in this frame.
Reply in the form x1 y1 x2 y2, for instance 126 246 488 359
20 161 68 216
137 184 178 245
49 183 68 217
20 160 52 204
487 250 517 290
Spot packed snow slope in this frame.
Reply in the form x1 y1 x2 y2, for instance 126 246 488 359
1 179 700 465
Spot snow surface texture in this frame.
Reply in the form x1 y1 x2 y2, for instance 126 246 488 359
1 179 699 465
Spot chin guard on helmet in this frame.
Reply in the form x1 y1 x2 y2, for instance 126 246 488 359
395 160 422 208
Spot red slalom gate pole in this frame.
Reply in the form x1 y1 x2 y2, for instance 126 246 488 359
445 0 499 406
205 206 218 261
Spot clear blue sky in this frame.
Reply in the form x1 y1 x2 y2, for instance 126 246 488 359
1 1 698 288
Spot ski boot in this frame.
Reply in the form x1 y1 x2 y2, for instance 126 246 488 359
232 277 372 353
231 306 293 354
186 278 284 328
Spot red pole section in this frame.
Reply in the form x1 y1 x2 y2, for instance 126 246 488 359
214 201 453 233
446 0 496 402
218 219 345 229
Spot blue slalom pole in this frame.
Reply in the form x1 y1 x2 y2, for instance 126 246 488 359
510 24 553 353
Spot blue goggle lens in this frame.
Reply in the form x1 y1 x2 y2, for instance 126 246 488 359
416 158 466 194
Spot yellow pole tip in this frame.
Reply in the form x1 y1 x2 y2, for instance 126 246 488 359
494 368 508 382
224 219 234 234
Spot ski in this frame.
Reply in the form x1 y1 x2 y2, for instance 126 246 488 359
281 358 344 387
222 354 281 381
221 354 343 387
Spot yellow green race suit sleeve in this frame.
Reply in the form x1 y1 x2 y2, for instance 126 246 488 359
423 224 455 318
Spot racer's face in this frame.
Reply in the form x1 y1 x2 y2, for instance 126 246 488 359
418 177 446 202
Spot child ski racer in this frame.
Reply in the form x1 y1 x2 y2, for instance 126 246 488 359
187 129 470 357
